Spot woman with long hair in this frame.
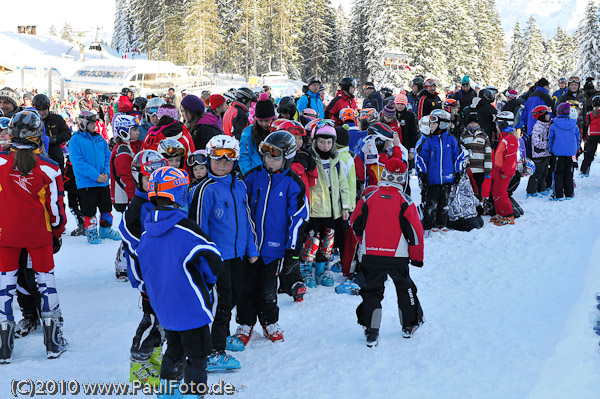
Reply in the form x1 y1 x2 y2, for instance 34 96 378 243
0 110 67 363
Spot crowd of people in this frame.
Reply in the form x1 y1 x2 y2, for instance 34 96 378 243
0 71 599 397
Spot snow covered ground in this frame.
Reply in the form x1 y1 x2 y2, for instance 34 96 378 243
2 163 600 398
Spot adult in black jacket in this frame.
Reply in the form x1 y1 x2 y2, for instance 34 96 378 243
417 79 442 120
469 90 497 145
395 100 418 154
33 94 71 172
452 77 477 112
362 82 383 112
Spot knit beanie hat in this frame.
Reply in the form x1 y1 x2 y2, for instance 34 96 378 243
335 125 350 147
557 102 571 116
461 76 470 84
467 110 479 124
583 77 595 91
536 78 550 88
157 104 179 120
507 90 518 99
254 99 275 120
394 93 408 105
381 102 396 118
0 87 19 109
180 94 205 114
209 94 226 110
380 157 407 187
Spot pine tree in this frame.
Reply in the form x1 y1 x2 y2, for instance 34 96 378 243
297 0 336 83
184 0 222 68
521 16 545 87
554 27 578 79
576 0 600 81
61 22 74 43
348 0 370 85
542 38 560 86
508 20 528 91
49 24 58 37
215 0 243 74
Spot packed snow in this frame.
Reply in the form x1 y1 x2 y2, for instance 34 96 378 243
2 163 600 398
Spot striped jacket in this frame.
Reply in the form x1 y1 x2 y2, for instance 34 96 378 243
461 127 492 174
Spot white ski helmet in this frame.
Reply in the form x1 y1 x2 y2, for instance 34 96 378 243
206 134 240 161
112 114 140 142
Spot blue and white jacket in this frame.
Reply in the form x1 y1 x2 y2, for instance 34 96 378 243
188 171 259 261
137 207 224 331
296 91 325 119
239 125 263 176
68 130 111 189
244 165 309 264
119 188 155 291
416 131 463 185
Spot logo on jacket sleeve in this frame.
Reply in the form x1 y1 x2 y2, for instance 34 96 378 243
214 208 224 219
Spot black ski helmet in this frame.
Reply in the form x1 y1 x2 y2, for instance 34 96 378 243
8 110 43 149
235 87 257 103
32 94 51 110
339 77 357 92
277 96 296 116
259 130 297 172
592 95 600 108
133 96 148 111
479 88 495 103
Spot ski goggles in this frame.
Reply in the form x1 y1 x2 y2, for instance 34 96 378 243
140 158 169 176
284 125 306 136
0 117 10 130
146 107 160 117
208 147 239 161
568 76 581 84
363 84 375 90
162 146 186 158
428 114 440 123
85 115 99 123
258 142 284 159
187 151 208 167
315 119 335 129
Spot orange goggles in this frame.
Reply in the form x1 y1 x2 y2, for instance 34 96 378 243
163 147 186 157
209 147 238 161
258 142 283 159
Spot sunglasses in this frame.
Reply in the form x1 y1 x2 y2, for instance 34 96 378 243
258 142 283 159
208 147 238 161
140 158 169 176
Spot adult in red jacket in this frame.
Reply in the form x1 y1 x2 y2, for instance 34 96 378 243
350 157 424 345
491 121 519 225
142 104 195 160
325 77 358 126
417 79 443 121
118 88 134 114
0 111 67 363
222 88 256 140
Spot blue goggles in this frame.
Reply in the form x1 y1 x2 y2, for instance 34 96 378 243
146 107 160 116
0 117 10 130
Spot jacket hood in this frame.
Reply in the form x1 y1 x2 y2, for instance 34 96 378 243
336 90 354 100
153 120 183 138
143 207 187 237
207 171 235 185
475 97 490 108
553 115 576 128
197 112 222 130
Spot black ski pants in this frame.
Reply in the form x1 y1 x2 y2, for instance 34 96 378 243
553 156 574 198
211 258 245 351
236 257 280 327
421 184 451 230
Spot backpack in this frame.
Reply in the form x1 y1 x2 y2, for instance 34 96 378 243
514 104 525 130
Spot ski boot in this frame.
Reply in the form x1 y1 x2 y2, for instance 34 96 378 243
493 216 515 226
335 279 361 295
130 358 161 385
207 350 241 372
262 323 284 343
70 222 86 236
364 327 379 348
149 346 163 370
41 310 67 359
290 281 306 302
0 321 15 364
99 226 121 240
300 262 317 288
157 379 185 399
225 336 245 352
86 227 102 245
115 243 129 282
314 262 334 286
402 319 424 339
231 325 253 349
15 315 40 338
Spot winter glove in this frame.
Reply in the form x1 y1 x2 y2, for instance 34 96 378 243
533 146 545 153
53 237 62 254
418 173 427 191
294 151 310 170
454 172 462 182
410 259 424 267
306 152 317 171
282 249 300 276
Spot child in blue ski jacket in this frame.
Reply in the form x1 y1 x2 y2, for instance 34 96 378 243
137 166 223 396
188 135 259 371
232 131 308 348
549 103 580 199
